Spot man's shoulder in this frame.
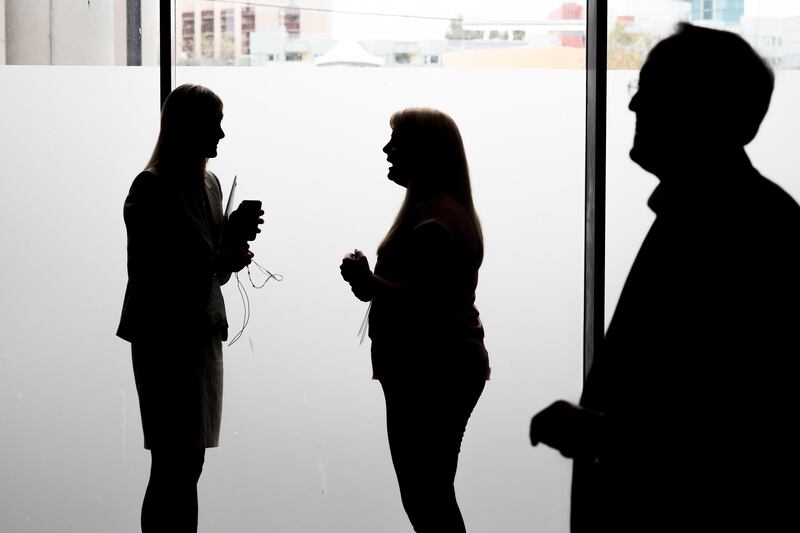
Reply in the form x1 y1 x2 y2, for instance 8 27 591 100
753 174 799 205
747 174 800 226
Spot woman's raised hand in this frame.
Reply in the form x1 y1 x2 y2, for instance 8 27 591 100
340 249 371 284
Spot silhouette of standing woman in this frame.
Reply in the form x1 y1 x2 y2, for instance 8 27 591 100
341 108 490 532
117 84 260 532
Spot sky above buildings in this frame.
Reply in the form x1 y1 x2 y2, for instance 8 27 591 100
329 0 800 41
330 0 578 40
745 0 800 17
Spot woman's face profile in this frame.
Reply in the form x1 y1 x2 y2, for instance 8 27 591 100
197 110 225 159
182 107 224 160
382 128 410 188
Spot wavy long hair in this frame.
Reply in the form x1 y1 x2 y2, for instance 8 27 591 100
379 108 483 261
146 84 223 173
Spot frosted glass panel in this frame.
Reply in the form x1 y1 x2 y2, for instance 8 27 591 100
0 66 159 532
0 65 584 532
176 66 585 532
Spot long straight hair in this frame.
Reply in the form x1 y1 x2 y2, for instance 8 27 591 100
146 84 223 173
379 107 483 261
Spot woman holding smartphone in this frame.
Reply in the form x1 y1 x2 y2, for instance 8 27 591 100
341 108 490 533
117 84 261 532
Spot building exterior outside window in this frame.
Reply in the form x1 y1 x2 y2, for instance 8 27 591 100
284 9 300 36
201 9 214 58
703 0 713 20
691 0 744 25
241 6 255 56
550 2 587 48
182 12 195 57
221 8 234 61
175 0 331 65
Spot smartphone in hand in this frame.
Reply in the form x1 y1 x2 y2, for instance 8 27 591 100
239 200 262 211
230 200 264 244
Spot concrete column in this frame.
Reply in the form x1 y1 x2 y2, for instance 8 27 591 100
193 3 200 61
0 0 7 65
5 0 51 64
123 0 140 65
6 0 115 65
53 0 115 64
213 2 221 60
233 4 241 63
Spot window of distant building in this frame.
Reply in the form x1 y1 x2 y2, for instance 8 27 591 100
549 3 586 49
429 55 439 64
692 0 743 24
221 8 235 61
201 9 214 33
242 6 255 55
286 52 303 61
221 9 233 33
394 53 411 64
201 9 214 58
703 0 713 20
564 3 583 20
285 9 300 36
550 2 584 21
562 31 585 48
182 12 195 58
718 0 745 23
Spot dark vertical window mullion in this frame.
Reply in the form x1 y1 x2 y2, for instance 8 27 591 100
160 0 175 108
584 0 607 380
127 0 143 66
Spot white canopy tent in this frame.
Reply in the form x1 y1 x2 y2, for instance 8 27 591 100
314 39 385 67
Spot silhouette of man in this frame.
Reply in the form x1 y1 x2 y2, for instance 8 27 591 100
530 23 800 532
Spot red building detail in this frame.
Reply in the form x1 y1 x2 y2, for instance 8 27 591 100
548 3 587 48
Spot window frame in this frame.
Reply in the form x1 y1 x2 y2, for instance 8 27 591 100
584 0 606 380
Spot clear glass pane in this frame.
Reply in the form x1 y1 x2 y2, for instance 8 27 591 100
0 2 159 532
606 0 800 325
175 1 585 531
2 0 159 65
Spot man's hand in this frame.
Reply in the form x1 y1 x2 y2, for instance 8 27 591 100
530 400 603 459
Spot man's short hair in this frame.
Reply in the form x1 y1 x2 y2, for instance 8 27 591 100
649 22 774 146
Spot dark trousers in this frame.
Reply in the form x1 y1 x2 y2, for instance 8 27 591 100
380 377 485 533
141 448 205 533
